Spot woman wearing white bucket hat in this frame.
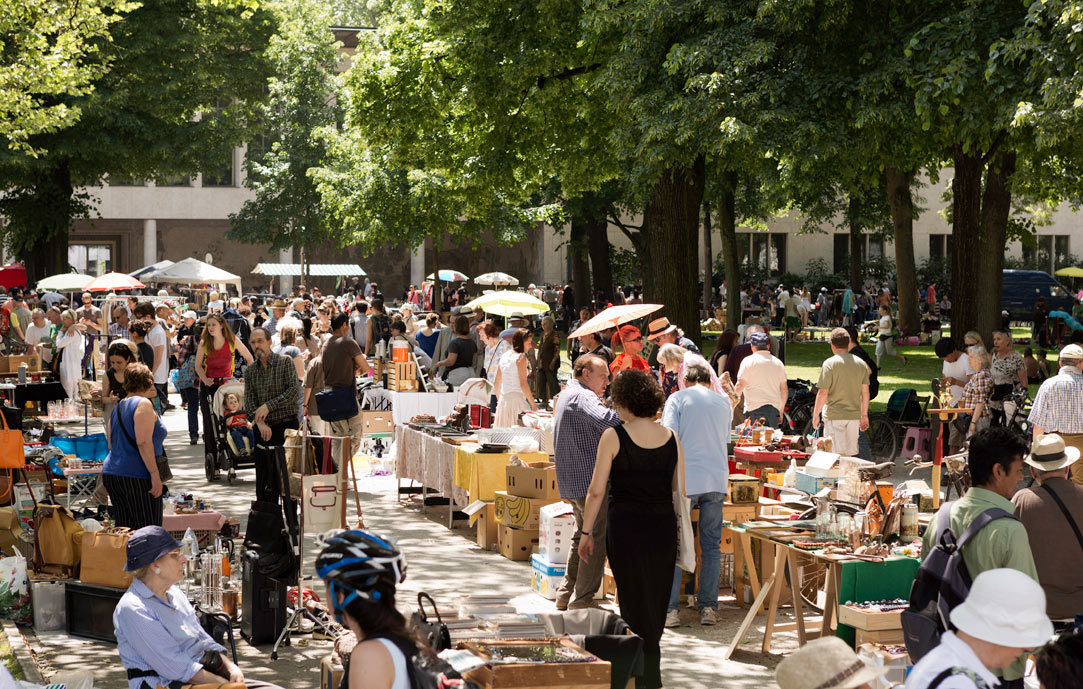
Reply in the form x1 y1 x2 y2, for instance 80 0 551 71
906 568 1053 689
775 636 888 689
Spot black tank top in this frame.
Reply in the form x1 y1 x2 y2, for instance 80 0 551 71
608 425 677 506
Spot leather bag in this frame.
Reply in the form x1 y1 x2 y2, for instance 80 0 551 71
80 527 132 588
315 385 358 422
33 504 84 576
410 592 451 652
0 411 23 470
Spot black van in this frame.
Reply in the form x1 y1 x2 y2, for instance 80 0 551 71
1001 270 1076 321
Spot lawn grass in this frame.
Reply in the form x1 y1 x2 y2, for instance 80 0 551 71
0 634 24 681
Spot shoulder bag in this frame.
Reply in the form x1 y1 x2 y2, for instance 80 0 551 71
117 400 172 482
410 592 451 652
315 385 358 422
1042 482 1083 550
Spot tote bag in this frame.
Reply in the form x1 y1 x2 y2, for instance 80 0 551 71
0 412 23 469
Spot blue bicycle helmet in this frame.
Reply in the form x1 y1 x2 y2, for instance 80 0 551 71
316 530 406 622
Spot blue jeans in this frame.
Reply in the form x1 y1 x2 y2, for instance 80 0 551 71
229 427 255 452
668 491 725 612
856 429 872 461
744 404 780 429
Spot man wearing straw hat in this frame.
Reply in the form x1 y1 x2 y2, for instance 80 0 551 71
1028 343 1083 485
775 636 888 689
1011 433 1083 627
905 568 1053 689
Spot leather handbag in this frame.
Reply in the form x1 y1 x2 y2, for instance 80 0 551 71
410 592 451 652
0 411 23 470
315 385 358 422
80 527 133 588
33 504 84 576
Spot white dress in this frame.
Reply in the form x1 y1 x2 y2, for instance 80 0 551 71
494 351 532 427
55 328 85 400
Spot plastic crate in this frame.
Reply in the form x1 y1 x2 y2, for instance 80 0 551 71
49 433 107 461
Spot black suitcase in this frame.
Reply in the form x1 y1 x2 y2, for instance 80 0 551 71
240 549 287 645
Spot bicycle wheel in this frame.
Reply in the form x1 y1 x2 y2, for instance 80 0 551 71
788 402 813 435
866 416 898 461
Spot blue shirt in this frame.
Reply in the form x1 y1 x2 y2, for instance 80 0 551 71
114 578 225 689
104 397 167 479
553 379 621 499
661 385 731 495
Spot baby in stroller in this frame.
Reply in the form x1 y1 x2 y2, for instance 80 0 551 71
222 392 255 455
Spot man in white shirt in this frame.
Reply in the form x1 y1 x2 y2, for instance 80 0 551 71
733 332 787 428
134 302 170 407
936 338 972 451
905 569 1052 689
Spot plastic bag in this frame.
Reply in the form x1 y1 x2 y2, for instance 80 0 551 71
79 519 103 532
0 553 31 624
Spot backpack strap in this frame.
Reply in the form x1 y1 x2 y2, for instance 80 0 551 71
1042 482 1083 551
928 666 991 689
955 507 1018 550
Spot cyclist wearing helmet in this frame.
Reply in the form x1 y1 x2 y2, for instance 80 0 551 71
316 530 415 689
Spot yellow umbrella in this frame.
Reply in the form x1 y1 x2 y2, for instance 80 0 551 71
463 290 549 317
1054 266 1083 278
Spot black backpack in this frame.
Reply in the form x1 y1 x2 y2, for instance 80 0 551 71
901 501 1018 662
373 313 392 345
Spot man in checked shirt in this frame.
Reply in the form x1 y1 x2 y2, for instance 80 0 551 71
245 327 301 501
1029 343 1083 485
553 354 621 610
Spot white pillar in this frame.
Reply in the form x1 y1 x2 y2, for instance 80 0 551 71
410 243 425 287
278 246 294 294
143 219 157 267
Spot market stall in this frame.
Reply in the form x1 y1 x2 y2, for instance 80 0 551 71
363 387 458 426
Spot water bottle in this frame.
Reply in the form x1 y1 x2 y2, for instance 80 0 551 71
182 528 199 558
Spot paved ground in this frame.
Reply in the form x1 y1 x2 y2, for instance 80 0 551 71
23 397 803 689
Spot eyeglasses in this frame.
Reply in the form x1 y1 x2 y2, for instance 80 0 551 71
626 336 643 342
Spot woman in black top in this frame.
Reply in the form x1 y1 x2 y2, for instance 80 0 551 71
433 315 477 386
129 321 155 369
579 370 685 689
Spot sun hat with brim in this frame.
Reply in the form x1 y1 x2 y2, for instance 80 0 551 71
646 317 677 341
1059 343 1083 361
271 299 288 309
124 526 183 572
775 636 887 689
1026 433 1081 471
950 568 1054 649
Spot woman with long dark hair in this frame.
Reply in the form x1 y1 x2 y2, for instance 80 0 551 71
194 314 253 470
317 531 418 689
709 329 739 378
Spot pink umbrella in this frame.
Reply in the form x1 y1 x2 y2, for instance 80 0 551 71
84 272 145 292
568 303 664 338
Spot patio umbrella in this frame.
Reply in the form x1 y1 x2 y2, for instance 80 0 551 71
474 271 519 286
426 269 470 282
1054 266 1083 278
84 272 145 292
36 273 93 292
464 290 549 317
569 303 664 338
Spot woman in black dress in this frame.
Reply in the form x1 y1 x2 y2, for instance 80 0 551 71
578 369 685 689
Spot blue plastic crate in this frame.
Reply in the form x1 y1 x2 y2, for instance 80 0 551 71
50 433 107 461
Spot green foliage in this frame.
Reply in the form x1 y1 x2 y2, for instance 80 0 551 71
229 0 344 253
804 257 848 292
609 247 639 287
917 257 952 295
0 0 134 154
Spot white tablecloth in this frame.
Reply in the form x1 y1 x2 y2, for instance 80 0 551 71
394 425 469 506
363 388 459 425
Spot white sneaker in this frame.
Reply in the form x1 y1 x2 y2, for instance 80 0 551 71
665 609 680 628
700 608 718 626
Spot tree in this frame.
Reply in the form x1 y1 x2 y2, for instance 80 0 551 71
229 0 345 284
0 0 132 154
0 0 275 281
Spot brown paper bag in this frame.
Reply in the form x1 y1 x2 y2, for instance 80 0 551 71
79 528 132 588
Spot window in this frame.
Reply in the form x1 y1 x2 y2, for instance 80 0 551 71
202 150 235 187
68 244 114 276
1054 235 1071 270
833 233 871 273
155 173 192 187
868 236 883 259
108 174 143 187
738 232 787 275
929 234 952 261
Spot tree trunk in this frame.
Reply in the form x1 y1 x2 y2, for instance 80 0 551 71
585 208 613 300
848 196 863 293
950 148 985 344
642 157 706 345
702 199 713 319
977 150 1016 338
17 162 74 283
886 167 919 335
717 170 740 332
568 214 591 312
432 243 441 313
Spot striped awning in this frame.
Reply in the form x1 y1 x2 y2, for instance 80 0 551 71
252 263 366 277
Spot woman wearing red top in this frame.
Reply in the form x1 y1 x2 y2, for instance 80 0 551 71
194 314 253 467
610 324 650 376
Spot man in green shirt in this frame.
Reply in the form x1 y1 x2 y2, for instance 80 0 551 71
812 328 869 456
921 427 1037 686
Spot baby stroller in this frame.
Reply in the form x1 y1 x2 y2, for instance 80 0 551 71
206 380 256 483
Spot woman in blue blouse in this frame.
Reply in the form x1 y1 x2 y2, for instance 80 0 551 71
102 363 167 529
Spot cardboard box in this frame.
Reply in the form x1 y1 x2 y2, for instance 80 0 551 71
462 639 609 689
361 410 394 437
321 655 344 689
838 605 904 631
855 628 905 645
14 483 50 526
0 507 22 555
497 524 538 561
538 503 575 564
795 470 839 494
530 553 567 600
493 491 547 530
0 353 42 374
723 501 757 525
728 474 760 503
464 501 498 551
505 462 560 500
857 643 911 688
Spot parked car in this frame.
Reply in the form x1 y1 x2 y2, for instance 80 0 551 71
1002 269 1076 321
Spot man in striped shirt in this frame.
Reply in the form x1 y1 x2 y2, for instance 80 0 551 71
1029 344 1083 485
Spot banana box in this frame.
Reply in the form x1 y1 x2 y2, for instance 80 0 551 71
493 490 547 530
498 524 539 561
505 462 560 500
530 553 567 600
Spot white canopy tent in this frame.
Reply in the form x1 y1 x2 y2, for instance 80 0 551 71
252 263 366 277
144 257 242 289
129 260 174 279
